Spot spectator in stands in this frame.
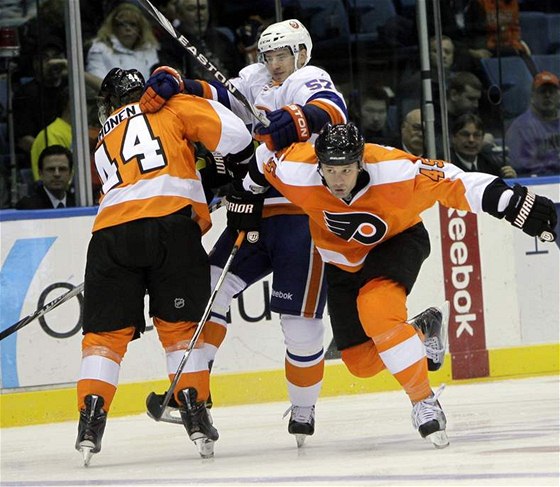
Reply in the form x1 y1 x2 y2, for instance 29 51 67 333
463 0 535 73
235 14 271 66
506 71 560 177
16 0 65 80
398 35 456 116
30 87 71 181
86 2 159 89
157 0 244 78
15 145 75 209
401 108 424 156
442 71 500 150
12 36 68 163
451 113 517 177
447 71 483 123
79 0 121 49
357 86 399 147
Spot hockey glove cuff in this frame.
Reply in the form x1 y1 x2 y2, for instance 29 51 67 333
254 104 311 151
226 188 263 242
504 184 557 241
140 66 185 113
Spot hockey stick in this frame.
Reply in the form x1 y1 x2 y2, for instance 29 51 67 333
0 282 84 341
0 203 225 344
136 0 270 127
146 229 247 421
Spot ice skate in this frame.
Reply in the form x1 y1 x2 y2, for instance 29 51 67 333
284 405 315 447
75 394 107 466
409 301 449 371
412 385 449 449
179 388 219 458
150 361 214 425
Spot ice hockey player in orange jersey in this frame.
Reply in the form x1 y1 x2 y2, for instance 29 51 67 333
75 68 254 465
233 122 557 448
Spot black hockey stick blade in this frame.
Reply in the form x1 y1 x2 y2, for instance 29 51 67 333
146 392 167 421
146 392 183 424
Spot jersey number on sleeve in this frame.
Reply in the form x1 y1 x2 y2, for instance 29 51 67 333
419 157 445 182
95 115 168 194
305 79 334 91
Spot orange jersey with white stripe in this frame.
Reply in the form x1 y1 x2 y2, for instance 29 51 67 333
93 94 252 234
251 142 500 272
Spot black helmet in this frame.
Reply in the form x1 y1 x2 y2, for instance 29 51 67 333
315 123 364 166
97 68 145 123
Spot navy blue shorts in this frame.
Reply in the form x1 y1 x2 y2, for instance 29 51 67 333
209 214 327 318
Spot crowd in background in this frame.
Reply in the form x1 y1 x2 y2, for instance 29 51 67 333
0 0 558 209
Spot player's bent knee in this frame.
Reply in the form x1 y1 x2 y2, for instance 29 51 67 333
341 340 385 378
280 315 325 354
154 317 201 349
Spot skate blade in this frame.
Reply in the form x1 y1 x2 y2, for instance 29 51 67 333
79 443 95 467
427 430 450 449
294 434 307 448
193 438 215 458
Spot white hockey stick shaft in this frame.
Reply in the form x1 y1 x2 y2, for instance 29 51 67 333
136 0 270 127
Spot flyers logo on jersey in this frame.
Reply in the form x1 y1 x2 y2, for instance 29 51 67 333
324 211 388 245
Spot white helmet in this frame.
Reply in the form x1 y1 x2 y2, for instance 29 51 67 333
257 19 313 69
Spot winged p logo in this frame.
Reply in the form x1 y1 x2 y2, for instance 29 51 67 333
324 211 387 245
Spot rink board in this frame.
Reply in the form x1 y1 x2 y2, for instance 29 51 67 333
0 178 558 426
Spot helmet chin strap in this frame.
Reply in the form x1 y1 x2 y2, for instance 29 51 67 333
293 47 300 72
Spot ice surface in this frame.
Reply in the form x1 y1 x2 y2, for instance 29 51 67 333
1 375 558 486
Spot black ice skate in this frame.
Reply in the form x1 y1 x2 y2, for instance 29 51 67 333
411 385 449 449
75 394 107 466
179 388 219 458
409 302 449 371
284 405 315 448
148 361 214 425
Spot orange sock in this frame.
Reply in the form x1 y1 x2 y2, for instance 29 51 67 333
357 278 431 402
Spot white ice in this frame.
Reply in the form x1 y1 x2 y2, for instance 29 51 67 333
1 375 558 486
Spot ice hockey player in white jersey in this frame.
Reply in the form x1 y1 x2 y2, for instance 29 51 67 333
140 19 446 448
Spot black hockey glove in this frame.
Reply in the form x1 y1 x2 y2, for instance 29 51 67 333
504 184 557 242
226 187 264 242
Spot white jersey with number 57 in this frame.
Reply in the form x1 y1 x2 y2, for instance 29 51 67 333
201 63 347 131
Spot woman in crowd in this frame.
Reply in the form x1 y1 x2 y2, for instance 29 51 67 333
86 2 159 90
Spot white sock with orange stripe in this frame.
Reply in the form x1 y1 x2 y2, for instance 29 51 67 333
281 315 325 407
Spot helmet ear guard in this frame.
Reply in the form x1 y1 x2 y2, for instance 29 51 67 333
257 19 313 69
97 68 145 124
315 123 365 168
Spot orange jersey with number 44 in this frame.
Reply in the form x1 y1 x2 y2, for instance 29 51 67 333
93 94 252 234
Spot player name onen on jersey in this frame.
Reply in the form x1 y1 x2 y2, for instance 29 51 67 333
98 104 140 143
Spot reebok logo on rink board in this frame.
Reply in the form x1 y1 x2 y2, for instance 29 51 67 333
324 211 388 245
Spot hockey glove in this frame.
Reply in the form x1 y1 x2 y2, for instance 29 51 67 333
254 104 311 151
504 184 557 242
226 188 263 242
140 66 184 113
